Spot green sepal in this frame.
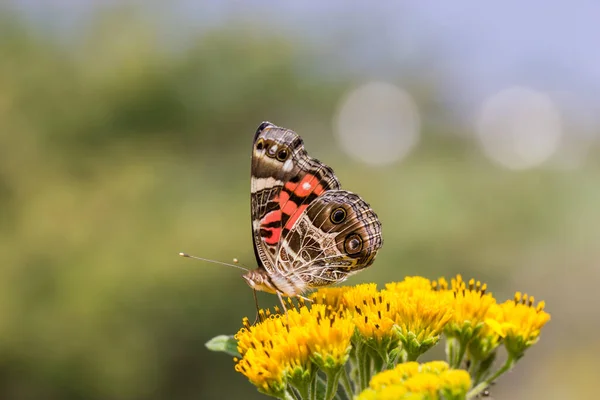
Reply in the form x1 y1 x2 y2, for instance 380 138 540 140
396 329 441 361
388 346 404 366
256 379 289 400
288 364 316 400
440 385 469 400
354 330 400 369
311 344 352 371
445 321 486 368
468 334 501 363
445 321 484 345
504 334 536 361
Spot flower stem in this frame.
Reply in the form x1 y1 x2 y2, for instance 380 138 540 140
340 366 354 399
470 352 496 386
309 374 318 400
370 350 382 373
466 355 516 399
324 369 341 400
294 382 309 400
445 337 456 367
355 343 366 391
405 350 419 362
446 336 467 369
359 351 372 391
287 388 300 400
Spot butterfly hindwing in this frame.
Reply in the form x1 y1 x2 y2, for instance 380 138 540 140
275 189 383 288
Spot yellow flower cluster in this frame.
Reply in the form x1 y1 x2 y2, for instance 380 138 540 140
357 361 471 400
312 277 453 358
432 277 551 363
234 304 353 396
230 275 551 398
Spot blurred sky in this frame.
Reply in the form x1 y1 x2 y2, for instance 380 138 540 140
11 0 600 114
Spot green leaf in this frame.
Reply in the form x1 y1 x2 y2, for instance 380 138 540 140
205 335 240 357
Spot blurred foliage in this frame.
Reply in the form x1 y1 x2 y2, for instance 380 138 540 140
0 4 598 400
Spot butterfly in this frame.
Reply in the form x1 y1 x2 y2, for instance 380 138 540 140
242 122 383 307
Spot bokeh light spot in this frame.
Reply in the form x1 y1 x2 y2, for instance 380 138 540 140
334 81 420 166
476 86 563 170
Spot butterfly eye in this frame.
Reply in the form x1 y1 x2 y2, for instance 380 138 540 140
276 148 289 161
330 207 346 224
344 233 363 255
256 139 265 150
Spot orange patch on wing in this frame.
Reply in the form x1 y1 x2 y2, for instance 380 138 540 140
279 191 298 215
261 210 282 245
285 204 308 229
263 227 281 245
262 210 282 226
285 174 325 198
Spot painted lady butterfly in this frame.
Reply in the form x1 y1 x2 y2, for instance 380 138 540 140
243 122 383 305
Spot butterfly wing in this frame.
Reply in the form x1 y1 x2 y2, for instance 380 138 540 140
251 122 340 273
274 189 383 291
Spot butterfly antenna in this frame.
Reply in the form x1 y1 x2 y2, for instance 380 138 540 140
178 252 250 272
232 258 252 270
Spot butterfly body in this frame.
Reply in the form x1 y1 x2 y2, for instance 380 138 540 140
244 122 383 297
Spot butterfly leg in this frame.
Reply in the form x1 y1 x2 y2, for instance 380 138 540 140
251 289 260 325
276 291 288 314
298 294 312 303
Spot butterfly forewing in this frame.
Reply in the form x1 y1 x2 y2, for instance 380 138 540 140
251 123 340 274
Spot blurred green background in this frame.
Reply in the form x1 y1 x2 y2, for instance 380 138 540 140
1 2 598 399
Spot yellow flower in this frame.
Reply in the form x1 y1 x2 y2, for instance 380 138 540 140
234 316 288 396
360 361 470 400
304 305 354 370
369 362 420 390
419 361 450 374
403 372 443 396
356 385 411 400
237 315 284 355
485 292 550 358
442 275 496 340
439 369 471 398
431 277 448 291
234 348 287 395
385 276 433 294
309 287 349 310
234 303 355 395
343 284 398 345
235 314 300 395
394 289 453 358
